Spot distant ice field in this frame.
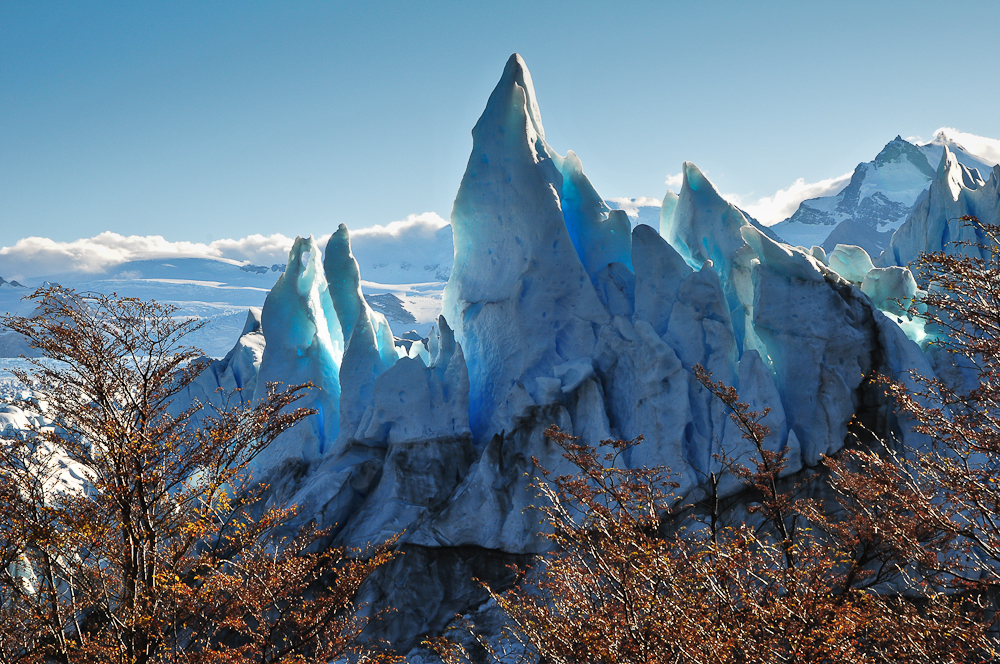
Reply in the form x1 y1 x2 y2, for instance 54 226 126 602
0 358 66 401
1 255 446 358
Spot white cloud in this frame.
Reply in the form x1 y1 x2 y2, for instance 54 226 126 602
208 234 298 265
345 213 454 274
930 127 1000 166
605 197 662 218
0 232 248 280
349 212 449 239
0 212 451 281
725 172 853 226
665 172 683 189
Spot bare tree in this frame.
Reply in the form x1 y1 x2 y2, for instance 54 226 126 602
814 216 1000 598
0 287 398 664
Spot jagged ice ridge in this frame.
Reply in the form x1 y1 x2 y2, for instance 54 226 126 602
4 54 997 652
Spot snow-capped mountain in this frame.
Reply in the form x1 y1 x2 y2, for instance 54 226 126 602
774 136 934 253
0 277 26 289
772 132 998 255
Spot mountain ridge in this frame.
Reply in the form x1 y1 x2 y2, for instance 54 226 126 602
772 132 998 254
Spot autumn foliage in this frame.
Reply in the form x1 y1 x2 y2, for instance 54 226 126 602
822 216 1000 591
438 420 987 664
0 288 397 664
431 217 1000 663
8 217 1000 663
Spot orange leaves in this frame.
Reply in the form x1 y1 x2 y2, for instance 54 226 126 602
460 396 995 662
0 287 398 663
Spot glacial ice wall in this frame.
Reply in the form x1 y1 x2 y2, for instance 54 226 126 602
324 223 398 447
442 54 614 444
64 53 959 651
252 235 344 472
175 53 940 558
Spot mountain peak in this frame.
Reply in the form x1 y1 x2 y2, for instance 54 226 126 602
474 53 546 144
0 276 25 288
873 135 935 178
934 145 961 197
930 128 963 150
774 133 944 253
681 161 718 196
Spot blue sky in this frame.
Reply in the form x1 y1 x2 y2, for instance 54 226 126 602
3 1 1000 249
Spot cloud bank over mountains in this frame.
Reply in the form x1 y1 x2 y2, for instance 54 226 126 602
0 233 291 280
4 128 1000 279
923 127 1000 166
727 171 854 226
1 213 449 281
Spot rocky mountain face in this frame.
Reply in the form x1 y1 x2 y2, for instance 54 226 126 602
772 133 998 255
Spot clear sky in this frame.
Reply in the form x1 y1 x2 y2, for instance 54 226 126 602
3 0 1000 249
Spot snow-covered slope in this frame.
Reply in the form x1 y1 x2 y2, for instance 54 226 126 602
0 258 281 358
0 248 449 357
772 132 999 255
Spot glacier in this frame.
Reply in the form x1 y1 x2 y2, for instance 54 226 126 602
1 53 986 653
879 146 1000 269
220 54 946 648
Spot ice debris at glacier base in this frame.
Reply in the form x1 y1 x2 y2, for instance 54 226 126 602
5 53 979 652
